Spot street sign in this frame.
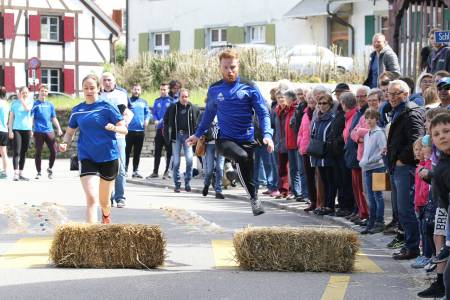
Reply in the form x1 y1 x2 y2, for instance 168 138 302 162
27 57 41 70
435 31 450 44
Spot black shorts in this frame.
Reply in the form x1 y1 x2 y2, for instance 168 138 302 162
0 132 8 146
79 159 119 181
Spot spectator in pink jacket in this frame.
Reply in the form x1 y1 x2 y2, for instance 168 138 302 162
351 88 383 161
297 91 317 211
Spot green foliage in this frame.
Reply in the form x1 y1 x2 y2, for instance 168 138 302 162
115 41 126 65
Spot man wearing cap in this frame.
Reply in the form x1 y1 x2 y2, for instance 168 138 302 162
363 33 401 88
333 83 350 104
437 77 450 108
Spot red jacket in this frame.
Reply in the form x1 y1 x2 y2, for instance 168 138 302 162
285 101 299 150
343 107 357 143
415 159 432 210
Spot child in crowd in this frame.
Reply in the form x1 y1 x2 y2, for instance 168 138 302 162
411 136 434 268
359 109 386 234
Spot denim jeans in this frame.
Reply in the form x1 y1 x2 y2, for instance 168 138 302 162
271 150 279 189
287 149 301 197
172 132 193 188
363 167 385 228
255 147 267 187
392 164 419 251
298 153 309 198
204 143 224 193
254 145 277 191
112 137 126 202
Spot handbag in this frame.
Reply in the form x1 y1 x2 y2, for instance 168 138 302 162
306 138 326 158
70 154 79 171
195 137 206 157
372 172 391 191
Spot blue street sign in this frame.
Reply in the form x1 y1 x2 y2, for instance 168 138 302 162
435 31 450 44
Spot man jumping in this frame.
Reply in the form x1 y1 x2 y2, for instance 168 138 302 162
186 49 274 216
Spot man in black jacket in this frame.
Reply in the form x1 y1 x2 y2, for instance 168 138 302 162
386 80 425 260
163 89 201 192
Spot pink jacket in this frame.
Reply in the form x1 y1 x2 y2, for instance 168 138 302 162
414 159 432 211
343 108 357 143
297 107 313 155
350 116 370 161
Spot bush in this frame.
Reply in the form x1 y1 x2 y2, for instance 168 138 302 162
108 48 366 91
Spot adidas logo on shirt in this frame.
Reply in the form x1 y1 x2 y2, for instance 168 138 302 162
217 93 225 101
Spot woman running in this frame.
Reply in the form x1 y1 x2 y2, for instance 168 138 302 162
32 84 63 179
59 74 127 224
8 86 33 181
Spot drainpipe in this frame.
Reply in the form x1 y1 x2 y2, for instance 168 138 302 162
326 1 355 56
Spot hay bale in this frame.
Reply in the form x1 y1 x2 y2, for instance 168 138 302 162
233 226 360 272
49 223 166 268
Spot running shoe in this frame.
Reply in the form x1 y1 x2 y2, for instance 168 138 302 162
102 213 111 224
411 256 431 269
132 171 143 179
116 200 125 208
250 197 265 216
19 175 29 181
147 172 158 179
35 173 42 179
47 168 53 179
262 189 271 195
0 171 6 179
387 237 405 249
162 171 169 179
215 192 225 199
270 190 280 197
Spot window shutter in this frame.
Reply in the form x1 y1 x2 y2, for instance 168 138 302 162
365 15 375 45
4 66 15 92
3 13 15 39
227 26 245 45
265 24 275 45
64 16 74 42
169 31 180 52
29 15 41 41
138 32 149 55
63 68 75 94
194 28 205 49
444 9 450 30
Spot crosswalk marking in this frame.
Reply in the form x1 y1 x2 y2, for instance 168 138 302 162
321 276 351 300
211 240 238 269
0 237 52 269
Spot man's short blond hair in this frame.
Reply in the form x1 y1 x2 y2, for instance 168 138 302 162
219 48 239 61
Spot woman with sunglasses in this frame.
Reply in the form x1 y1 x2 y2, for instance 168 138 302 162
310 94 336 215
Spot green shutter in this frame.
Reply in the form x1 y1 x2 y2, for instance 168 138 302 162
365 15 375 45
138 32 150 54
194 28 205 49
445 9 450 30
170 31 180 52
227 26 245 44
265 24 275 45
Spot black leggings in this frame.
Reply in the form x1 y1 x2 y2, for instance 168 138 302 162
216 139 256 198
12 130 31 170
153 128 172 174
34 132 57 173
125 131 145 172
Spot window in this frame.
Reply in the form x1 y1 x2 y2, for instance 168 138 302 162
330 16 350 56
154 32 170 55
41 16 60 42
41 69 60 92
210 28 227 47
249 25 265 43
378 16 389 37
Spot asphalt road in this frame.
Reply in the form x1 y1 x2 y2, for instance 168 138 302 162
0 159 424 299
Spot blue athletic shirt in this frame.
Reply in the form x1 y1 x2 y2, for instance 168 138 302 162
68 101 123 163
128 96 150 131
0 100 9 132
31 100 56 133
152 96 173 129
11 98 33 130
195 76 272 143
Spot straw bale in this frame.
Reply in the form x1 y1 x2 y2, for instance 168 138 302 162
49 223 166 268
233 226 360 272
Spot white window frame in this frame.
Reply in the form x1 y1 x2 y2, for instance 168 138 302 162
375 14 389 37
249 25 265 44
40 16 60 42
41 68 60 92
153 32 170 55
210 28 227 48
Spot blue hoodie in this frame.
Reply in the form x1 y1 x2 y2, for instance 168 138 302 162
195 76 272 143
152 96 173 129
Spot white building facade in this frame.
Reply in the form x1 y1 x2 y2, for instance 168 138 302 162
0 0 121 95
127 0 389 61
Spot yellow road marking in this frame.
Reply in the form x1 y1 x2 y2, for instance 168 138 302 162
354 252 383 273
321 276 351 300
0 237 52 268
211 240 238 269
